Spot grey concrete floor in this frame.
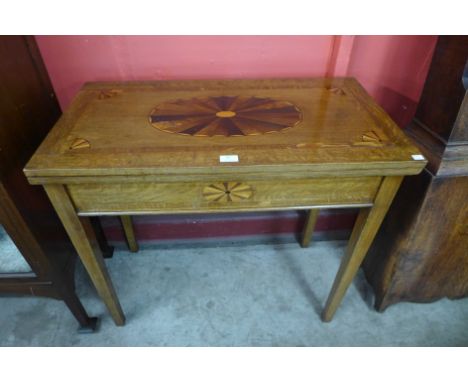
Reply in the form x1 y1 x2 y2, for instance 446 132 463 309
0 239 467 346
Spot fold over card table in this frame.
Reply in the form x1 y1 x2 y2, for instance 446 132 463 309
25 78 427 326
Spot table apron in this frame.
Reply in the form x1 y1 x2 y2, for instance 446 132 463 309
65 176 382 215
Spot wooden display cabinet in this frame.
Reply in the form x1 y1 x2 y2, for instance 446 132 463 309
0 36 111 331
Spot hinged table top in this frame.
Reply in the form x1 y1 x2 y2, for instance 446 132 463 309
25 78 426 181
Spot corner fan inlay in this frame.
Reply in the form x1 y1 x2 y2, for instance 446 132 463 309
149 96 302 137
69 138 90 150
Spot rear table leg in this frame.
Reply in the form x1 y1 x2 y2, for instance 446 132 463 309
120 215 139 253
301 209 319 248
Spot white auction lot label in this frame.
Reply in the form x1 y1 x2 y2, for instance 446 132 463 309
219 155 239 163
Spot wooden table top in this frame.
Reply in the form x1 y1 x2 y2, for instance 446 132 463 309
25 78 426 182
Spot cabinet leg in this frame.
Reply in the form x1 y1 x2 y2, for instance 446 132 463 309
321 176 403 322
120 215 139 253
90 216 114 258
1 183 101 331
301 209 320 248
59 286 99 332
44 185 126 326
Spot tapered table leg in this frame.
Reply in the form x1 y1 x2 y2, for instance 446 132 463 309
120 215 139 253
301 209 320 248
321 176 403 322
44 184 126 326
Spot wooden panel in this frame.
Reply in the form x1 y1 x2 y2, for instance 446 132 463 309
0 36 60 180
364 174 468 309
363 36 468 310
67 177 382 215
0 277 60 299
25 78 426 180
405 116 468 177
0 36 65 277
415 36 468 143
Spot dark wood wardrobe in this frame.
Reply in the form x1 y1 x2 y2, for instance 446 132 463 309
364 36 468 310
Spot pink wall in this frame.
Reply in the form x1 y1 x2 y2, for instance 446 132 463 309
36 36 333 109
36 35 437 128
347 35 437 127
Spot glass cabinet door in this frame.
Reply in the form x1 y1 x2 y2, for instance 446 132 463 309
0 224 32 273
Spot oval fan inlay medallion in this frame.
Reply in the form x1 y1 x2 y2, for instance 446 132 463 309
149 96 301 137
203 182 253 203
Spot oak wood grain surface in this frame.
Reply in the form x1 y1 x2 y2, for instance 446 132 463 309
25 78 425 181
66 177 381 215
